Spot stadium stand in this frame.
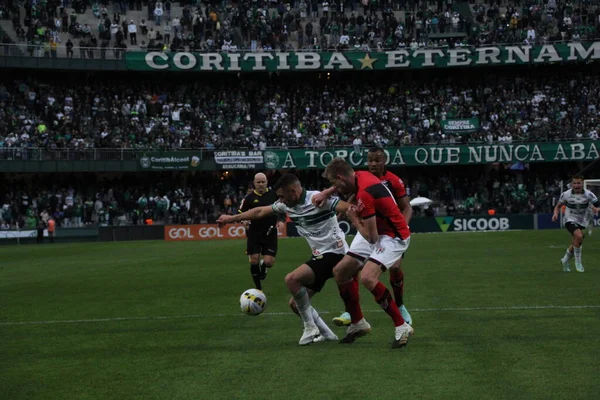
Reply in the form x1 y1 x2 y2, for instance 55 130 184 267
0 67 599 151
0 0 598 57
0 168 572 230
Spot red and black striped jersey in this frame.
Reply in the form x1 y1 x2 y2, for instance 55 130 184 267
355 171 410 239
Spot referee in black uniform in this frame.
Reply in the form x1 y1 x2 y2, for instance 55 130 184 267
238 173 284 290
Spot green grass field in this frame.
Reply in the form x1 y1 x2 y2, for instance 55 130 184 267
1 231 599 400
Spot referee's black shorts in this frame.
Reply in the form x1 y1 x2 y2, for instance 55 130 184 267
246 231 278 257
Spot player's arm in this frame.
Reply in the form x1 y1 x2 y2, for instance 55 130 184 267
218 205 276 226
391 175 412 223
347 191 378 244
588 192 600 213
552 196 565 222
347 210 378 244
312 186 338 207
397 196 412 224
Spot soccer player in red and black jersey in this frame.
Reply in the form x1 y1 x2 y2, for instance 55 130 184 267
322 158 414 348
314 147 413 327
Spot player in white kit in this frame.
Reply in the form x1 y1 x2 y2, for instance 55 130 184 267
552 175 600 272
217 174 352 345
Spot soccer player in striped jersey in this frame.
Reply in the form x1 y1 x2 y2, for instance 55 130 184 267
314 147 413 327
552 175 600 272
217 173 353 345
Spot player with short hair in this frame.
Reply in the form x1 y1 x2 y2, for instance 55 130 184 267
218 173 352 345
552 175 600 272
322 158 414 348
315 146 413 327
237 173 283 291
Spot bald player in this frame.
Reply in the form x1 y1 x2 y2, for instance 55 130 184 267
237 173 283 290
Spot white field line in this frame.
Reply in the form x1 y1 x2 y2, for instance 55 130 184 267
1 305 599 326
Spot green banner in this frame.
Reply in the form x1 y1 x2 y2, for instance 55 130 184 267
441 118 480 134
126 42 600 72
138 152 203 170
262 142 599 169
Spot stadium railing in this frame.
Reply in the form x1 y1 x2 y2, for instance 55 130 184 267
0 138 595 161
0 38 598 61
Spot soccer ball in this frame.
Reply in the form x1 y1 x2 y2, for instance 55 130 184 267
240 289 267 316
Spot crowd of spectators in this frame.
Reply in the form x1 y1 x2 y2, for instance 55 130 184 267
0 167 577 231
1 0 600 57
1 67 600 151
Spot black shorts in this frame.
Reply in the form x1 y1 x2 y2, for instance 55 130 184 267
304 252 345 293
565 222 586 235
246 231 278 257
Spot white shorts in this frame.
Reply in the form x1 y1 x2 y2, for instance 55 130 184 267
348 232 410 271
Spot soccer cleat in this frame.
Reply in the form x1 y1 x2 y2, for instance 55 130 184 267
339 318 372 344
313 332 339 343
332 312 351 327
561 259 571 272
399 305 412 326
299 324 320 346
392 322 415 349
575 262 584 273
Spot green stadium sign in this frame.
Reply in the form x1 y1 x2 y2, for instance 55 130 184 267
262 142 600 169
441 118 480 134
126 42 600 72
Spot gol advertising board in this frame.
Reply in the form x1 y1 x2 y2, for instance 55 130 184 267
164 224 287 241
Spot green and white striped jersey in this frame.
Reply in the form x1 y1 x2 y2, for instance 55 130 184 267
272 190 348 256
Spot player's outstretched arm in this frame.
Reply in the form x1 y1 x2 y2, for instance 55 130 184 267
334 200 352 214
217 206 275 226
312 186 337 206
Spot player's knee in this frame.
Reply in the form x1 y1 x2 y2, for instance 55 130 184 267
249 255 260 264
284 272 297 289
332 265 346 283
289 297 299 316
574 231 584 244
360 271 378 291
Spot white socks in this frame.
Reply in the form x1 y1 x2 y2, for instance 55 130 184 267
310 307 335 338
574 247 582 264
293 287 315 327
562 249 574 262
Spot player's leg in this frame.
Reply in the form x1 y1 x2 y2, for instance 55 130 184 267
389 254 412 325
560 223 576 272
285 264 319 345
248 253 262 290
362 236 414 348
259 234 277 280
290 253 344 342
306 253 342 342
572 227 585 272
331 232 370 328
334 234 372 343
288 290 337 343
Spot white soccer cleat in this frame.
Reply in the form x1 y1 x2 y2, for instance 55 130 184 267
339 318 372 344
392 322 415 349
313 333 339 343
299 324 320 346
575 262 584 273
561 258 571 272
